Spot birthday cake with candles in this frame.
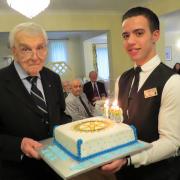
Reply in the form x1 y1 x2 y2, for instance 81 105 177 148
54 117 137 161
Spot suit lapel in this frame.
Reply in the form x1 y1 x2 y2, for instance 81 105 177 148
40 70 54 120
5 63 45 116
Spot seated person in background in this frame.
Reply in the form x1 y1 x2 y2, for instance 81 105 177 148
65 79 117 180
83 71 108 105
62 80 71 98
65 79 94 121
173 62 180 74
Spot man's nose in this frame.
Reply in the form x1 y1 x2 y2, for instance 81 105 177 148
127 35 136 44
31 50 39 59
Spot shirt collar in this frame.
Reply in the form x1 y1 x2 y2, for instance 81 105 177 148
134 55 161 73
14 61 40 80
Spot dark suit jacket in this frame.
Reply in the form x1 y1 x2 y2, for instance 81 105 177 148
0 62 71 180
83 81 107 104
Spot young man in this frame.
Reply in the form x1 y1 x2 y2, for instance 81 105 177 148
101 7 180 180
0 22 71 180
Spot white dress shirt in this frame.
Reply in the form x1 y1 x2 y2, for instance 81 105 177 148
115 55 180 167
14 61 46 100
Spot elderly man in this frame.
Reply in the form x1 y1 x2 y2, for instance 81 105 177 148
65 79 94 121
62 80 71 98
0 22 71 180
83 71 107 105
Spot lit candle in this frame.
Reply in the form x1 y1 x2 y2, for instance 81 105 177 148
103 99 109 118
110 100 123 123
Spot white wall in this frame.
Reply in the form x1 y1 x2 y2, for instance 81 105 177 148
66 37 85 80
0 33 11 68
165 31 180 68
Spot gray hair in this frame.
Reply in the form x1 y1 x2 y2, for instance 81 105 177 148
9 22 48 48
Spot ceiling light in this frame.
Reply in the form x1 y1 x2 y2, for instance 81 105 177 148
7 0 50 19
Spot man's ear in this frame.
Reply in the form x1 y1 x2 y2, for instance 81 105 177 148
152 30 160 43
12 47 17 56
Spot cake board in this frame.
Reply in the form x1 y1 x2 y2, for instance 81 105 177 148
38 138 152 180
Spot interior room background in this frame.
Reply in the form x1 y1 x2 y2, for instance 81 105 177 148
0 0 180 95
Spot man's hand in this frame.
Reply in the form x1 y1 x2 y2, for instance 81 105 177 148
100 159 127 174
21 137 43 159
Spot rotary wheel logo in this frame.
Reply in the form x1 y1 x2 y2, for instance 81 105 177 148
74 120 112 132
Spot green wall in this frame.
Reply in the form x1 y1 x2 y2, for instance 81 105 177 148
0 0 180 92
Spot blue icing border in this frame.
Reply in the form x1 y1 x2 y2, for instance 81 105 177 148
53 124 138 161
77 139 83 157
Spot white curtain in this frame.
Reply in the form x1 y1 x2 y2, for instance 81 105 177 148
47 40 67 62
96 44 109 80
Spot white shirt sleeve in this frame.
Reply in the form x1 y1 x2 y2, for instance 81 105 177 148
131 74 180 167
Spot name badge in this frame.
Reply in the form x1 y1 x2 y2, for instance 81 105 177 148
144 88 158 98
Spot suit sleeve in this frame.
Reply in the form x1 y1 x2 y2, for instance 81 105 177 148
0 134 23 162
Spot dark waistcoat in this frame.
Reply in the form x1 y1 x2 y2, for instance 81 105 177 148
118 63 174 142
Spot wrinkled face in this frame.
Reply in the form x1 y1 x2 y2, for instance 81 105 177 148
122 15 160 65
71 80 82 96
89 72 97 82
12 31 47 76
63 81 71 92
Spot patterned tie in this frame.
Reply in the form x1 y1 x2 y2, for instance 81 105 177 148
79 96 93 117
26 76 48 114
93 82 99 97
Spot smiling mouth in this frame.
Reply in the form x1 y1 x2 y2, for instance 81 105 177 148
128 48 140 52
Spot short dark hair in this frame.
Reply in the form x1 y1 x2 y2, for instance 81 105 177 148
122 7 159 32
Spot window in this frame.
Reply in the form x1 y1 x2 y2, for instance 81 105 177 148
47 40 67 62
96 44 109 80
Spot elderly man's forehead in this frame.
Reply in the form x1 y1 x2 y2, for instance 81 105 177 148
90 71 97 76
71 80 81 86
63 81 69 85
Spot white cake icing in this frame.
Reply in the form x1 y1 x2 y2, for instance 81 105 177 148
54 117 137 161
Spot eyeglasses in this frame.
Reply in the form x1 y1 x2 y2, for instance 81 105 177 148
17 44 47 58
73 85 82 88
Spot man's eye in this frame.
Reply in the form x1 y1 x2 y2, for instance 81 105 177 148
37 45 46 51
21 47 31 52
37 46 44 50
122 34 129 40
136 31 144 37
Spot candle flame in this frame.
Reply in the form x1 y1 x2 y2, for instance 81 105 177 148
112 100 118 107
105 99 109 106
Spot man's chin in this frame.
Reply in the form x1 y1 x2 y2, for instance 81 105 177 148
28 69 42 76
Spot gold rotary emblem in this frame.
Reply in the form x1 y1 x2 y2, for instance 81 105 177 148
74 120 113 132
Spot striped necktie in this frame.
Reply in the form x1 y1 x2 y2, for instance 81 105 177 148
93 82 99 97
26 76 48 114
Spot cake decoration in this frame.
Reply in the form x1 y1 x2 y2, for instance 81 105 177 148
54 117 137 161
73 120 113 132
